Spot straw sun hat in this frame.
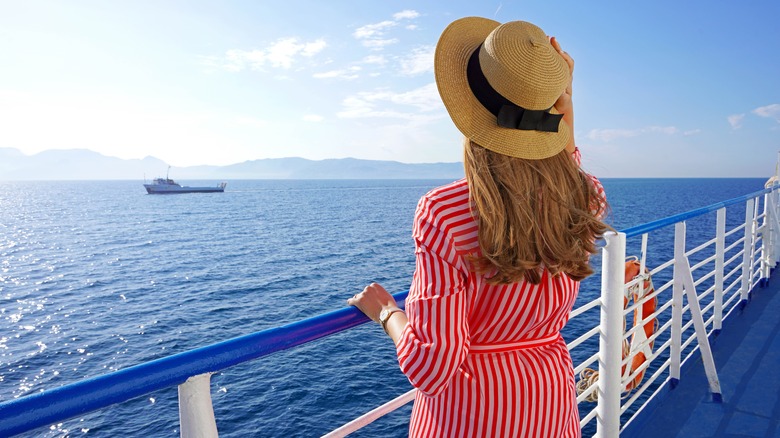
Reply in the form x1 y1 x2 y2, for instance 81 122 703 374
434 17 571 160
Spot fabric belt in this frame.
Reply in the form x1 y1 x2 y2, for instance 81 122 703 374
468 332 561 354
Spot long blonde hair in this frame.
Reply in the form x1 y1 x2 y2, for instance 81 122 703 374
464 139 609 284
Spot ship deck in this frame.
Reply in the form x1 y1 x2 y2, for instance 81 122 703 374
624 269 780 437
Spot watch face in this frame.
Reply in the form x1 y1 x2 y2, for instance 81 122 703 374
380 309 389 321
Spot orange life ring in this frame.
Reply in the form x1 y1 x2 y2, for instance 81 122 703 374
575 258 658 402
622 258 657 392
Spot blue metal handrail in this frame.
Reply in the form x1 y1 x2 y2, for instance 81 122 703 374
622 188 771 238
0 294 408 436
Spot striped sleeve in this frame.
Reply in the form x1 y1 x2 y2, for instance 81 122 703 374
396 195 469 397
590 175 607 219
572 147 607 218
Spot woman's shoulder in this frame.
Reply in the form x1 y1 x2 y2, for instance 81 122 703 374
415 178 475 235
416 178 470 218
422 178 469 205
413 179 479 260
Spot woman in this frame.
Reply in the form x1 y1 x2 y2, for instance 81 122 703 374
348 17 608 437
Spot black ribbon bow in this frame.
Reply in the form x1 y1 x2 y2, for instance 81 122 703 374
467 44 562 133
496 105 562 132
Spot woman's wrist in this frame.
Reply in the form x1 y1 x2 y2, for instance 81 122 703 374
383 310 408 345
379 307 404 333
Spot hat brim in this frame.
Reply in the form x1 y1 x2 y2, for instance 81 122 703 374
434 17 571 160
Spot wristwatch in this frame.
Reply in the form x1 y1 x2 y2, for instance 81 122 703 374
379 307 403 333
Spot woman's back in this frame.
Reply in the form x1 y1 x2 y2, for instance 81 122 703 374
398 178 582 437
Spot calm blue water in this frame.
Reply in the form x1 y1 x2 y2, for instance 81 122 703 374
0 178 767 437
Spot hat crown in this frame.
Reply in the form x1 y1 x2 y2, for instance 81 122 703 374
479 21 569 110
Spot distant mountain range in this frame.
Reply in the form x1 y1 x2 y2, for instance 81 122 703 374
0 148 465 180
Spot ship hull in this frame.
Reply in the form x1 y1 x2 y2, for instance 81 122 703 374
144 185 225 194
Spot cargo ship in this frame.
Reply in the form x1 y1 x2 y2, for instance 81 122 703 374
143 167 226 194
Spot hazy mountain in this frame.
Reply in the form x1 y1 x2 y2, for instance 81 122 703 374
0 148 464 180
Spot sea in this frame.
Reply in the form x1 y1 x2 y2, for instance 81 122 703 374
0 177 768 437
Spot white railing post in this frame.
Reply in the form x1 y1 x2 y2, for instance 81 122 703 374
675 223 722 401
770 192 777 268
179 373 219 438
596 231 626 438
740 198 756 303
773 188 780 266
764 187 780 273
639 233 648 273
761 192 772 286
775 152 780 266
775 187 780 265
671 223 685 386
754 197 761 272
714 208 726 332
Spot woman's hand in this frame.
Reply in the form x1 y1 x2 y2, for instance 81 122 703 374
347 282 398 323
550 36 575 153
348 282 408 344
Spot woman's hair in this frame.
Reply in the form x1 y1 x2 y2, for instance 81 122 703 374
464 139 609 284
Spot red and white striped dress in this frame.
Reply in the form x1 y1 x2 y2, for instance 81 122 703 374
396 150 604 437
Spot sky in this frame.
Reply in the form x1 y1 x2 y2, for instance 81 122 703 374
1 1 779 177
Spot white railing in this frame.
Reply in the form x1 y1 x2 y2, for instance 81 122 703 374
559 181 778 436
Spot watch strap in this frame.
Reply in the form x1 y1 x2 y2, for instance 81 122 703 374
380 308 403 333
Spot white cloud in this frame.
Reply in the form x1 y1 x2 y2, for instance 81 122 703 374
266 38 326 68
303 114 324 122
683 129 701 136
313 66 361 80
362 55 387 65
337 83 443 119
587 126 679 142
353 21 396 39
221 49 266 71
390 83 442 111
353 10 419 50
300 39 327 57
727 114 745 129
393 10 420 20
753 103 780 122
587 129 639 142
399 45 434 76
361 38 399 49
647 126 679 135
206 37 327 72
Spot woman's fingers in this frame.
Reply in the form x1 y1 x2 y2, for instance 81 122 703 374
550 36 562 51
347 282 397 323
550 37 574 70
550 36 574 95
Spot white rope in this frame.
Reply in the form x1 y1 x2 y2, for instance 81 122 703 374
576 368 601 403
